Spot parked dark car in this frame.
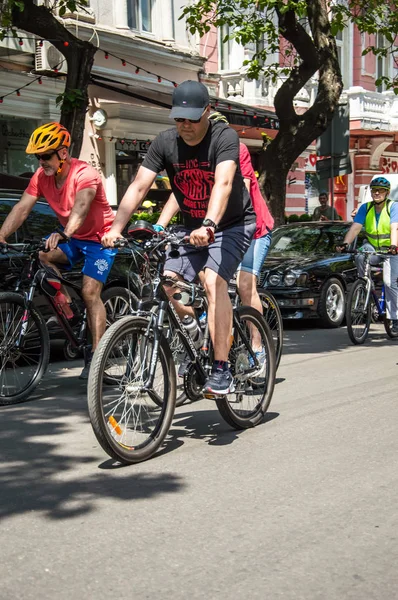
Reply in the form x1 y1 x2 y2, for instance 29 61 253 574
258 221 362 327
0 189 142 356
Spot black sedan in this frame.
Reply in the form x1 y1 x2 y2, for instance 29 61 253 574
258 221 360 327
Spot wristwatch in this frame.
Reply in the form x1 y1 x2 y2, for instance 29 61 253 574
202 218 218 231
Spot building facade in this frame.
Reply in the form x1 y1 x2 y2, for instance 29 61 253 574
204 19 398 219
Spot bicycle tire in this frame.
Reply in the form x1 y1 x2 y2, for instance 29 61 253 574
87 316 176 464
346 280 371 344
383 315 398 339
101 286 138 326
216 306 276 430
163 318 188 407
258 290 284 370
0 292 50 405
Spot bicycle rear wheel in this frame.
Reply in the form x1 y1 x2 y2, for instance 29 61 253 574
87 316 176 464
0 292 49 405
258 290 283 370
346 280 371 344
216 306 276 429
383 316 398 339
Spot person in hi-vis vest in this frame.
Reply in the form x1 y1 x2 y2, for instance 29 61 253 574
337 176 398 332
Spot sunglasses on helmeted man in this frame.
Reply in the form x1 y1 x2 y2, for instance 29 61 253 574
35 151 58 161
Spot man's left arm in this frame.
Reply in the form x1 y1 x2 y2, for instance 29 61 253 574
189 160 236 246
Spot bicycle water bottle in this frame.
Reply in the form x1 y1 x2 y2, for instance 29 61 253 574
182 316 203 349
55 291 74 319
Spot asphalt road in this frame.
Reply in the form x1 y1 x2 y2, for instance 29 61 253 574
1 322 398 600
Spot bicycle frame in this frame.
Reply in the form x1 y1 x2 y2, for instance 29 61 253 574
8 244 88 351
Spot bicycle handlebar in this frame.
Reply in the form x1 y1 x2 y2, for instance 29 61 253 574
0 240 49 254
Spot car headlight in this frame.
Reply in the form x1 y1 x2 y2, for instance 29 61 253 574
268 273 282 286
284 272 297 286
284 271 308 286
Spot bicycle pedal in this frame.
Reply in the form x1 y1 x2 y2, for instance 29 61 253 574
203 392 219 400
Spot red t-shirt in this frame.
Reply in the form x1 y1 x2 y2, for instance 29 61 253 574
239 143 274 239
26 159 114 241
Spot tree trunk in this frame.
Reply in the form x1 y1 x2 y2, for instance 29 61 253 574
256 0 343 225
11 0 96 156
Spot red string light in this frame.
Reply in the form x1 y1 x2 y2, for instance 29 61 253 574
16 90 21 96
253 113 257 119
157 76 162 83
38 78 42 84
173 82 178 87
53 68 59 73
0 98 3 103
105 52 109 59
135 67 140 74
121 60 126 66
63 41 69 47
39 40 43 47
19 38 23 46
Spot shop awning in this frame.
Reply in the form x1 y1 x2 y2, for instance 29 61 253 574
90 74 279 131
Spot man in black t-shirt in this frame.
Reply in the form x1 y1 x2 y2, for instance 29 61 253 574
103 80 256 396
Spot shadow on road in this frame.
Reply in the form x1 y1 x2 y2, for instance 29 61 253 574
0 368 185 522
281 320 398 357
161 407 279 451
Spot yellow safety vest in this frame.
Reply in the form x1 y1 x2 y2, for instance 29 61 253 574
364 200 392 249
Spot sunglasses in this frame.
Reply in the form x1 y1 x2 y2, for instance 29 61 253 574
174 116 203 124
174 109 207 124
35 151 57 161
371 188 388 194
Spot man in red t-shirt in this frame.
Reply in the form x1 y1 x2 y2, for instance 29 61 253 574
0 122 116 379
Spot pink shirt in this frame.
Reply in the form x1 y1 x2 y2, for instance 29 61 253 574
239 143 274 239
26 159 114 241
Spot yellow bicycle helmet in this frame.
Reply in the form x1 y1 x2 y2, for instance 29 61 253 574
26 122 71 154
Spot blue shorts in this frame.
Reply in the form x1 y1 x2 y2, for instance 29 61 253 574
58 238 117 284
236 232 272 277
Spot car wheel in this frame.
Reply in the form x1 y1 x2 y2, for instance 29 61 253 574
318 277 345 328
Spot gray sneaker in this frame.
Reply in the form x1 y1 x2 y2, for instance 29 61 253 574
391 319 398 333
79 353 93 380
203 369 235 397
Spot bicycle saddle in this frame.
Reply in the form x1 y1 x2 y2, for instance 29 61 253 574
127 220 157 241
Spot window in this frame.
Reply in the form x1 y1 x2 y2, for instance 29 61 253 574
128 0 153 33
376 34 391 92
336 28 351 89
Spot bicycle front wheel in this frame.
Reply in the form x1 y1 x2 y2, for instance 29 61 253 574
216 306 276 429
258 290 283 370
87 316 176 464
346 280 371 344
0 292 50 405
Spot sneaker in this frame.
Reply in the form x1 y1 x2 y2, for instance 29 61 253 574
203 369 235 397
391 320 398 333
46 315 59 329
79 352 93 380
249 348 266 375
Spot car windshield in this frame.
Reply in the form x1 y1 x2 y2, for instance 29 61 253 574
269 224 349 257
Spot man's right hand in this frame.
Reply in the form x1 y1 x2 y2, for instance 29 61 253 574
336 242 349 253
101 229 122 247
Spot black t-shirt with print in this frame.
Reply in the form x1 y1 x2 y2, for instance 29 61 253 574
142 121 255 231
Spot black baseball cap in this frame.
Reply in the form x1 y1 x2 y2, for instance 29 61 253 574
170 80 210 120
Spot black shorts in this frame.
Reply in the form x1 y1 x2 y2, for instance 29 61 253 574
164 222 256 283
